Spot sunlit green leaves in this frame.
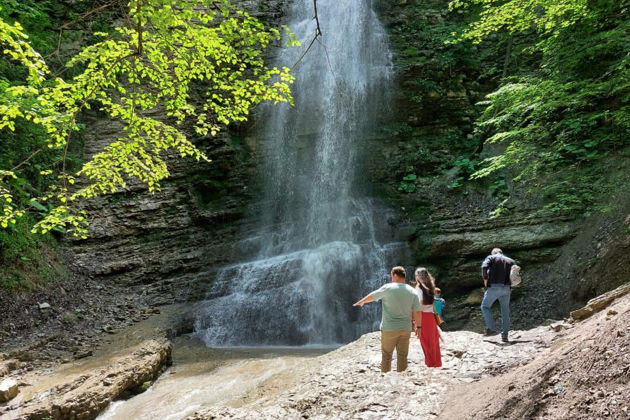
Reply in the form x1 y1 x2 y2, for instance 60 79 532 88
0 15 48 84
459 0 630 212
0 170 24 228
0 0 295 237
448 0 589 44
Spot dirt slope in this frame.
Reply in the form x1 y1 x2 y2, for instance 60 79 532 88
439 285 630 419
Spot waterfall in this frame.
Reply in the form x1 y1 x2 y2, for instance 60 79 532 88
194 0 397 345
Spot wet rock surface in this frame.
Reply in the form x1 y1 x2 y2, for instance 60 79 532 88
185 326 555 419
2 339 171 419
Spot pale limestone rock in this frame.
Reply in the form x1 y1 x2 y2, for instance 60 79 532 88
571 282 630 321
17 339 171 419
0 378 18 402
0 360 19 378
184 326 554 419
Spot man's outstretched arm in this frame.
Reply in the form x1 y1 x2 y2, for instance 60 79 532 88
353 294 375 307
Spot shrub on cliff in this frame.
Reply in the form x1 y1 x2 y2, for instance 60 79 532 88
451 0 630 213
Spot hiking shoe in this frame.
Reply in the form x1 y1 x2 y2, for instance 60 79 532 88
501 336 510 343
484 329 499 336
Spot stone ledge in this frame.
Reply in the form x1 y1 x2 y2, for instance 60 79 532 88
422 221 577 258
570 282 630 321
7 339 171 420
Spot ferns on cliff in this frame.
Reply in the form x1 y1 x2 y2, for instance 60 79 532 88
451 0 630 213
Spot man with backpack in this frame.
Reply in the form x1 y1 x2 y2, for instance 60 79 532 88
480 248 516 343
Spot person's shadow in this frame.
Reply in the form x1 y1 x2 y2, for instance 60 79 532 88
482 339 533 346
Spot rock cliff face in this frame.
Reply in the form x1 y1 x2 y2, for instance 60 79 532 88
62 0 628 331
367 0 630 329
406 213 578 289
68 117 257 305
66 0 292 306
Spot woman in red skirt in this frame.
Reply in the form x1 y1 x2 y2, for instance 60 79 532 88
413 267 442 367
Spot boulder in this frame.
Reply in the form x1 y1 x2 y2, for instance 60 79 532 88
0 378 18 402
570 282 630 321
18 339 171 419
0 359 19 378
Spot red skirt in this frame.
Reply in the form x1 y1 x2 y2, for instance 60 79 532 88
419 311 442 367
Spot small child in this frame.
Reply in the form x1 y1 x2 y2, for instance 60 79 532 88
433 288 446 318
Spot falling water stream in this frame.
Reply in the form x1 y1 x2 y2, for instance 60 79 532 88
99 1 400 418
194 0 397 346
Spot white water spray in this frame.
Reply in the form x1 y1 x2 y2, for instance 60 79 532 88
195 0 397 345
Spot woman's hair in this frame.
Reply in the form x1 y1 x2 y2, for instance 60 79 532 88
414 267 436 305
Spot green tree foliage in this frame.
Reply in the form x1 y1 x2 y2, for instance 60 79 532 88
450 0 630 212
449 0 590 42
378 1 507 199
0 0 295 237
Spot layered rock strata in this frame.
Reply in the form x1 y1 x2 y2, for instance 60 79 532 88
5 339 171 420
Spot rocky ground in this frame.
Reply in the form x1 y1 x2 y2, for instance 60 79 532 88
188 284 629 419
0 272 179 379
1 284 628 419
184 327 557 419
184 283 629 419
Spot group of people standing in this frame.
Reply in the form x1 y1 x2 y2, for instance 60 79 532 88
353 248 515 372
353 266 443 370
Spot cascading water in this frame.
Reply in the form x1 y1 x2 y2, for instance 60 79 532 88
194 0 398 345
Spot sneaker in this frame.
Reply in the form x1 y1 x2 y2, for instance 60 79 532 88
484 329 499 336
501 336 510 343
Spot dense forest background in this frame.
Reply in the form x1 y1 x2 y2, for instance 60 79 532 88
377 0 629 215
1 0 629 310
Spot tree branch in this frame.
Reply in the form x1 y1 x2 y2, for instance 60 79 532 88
136 0 144 56
10 149 44 172
291 0 323 69
313 0 322 36
57 1 120 31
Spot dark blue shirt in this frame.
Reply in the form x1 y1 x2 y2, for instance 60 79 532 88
482 253 515 286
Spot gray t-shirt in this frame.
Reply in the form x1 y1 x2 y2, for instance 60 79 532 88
369 282 421 331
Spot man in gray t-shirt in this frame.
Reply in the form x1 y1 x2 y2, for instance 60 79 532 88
354 266 422 372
